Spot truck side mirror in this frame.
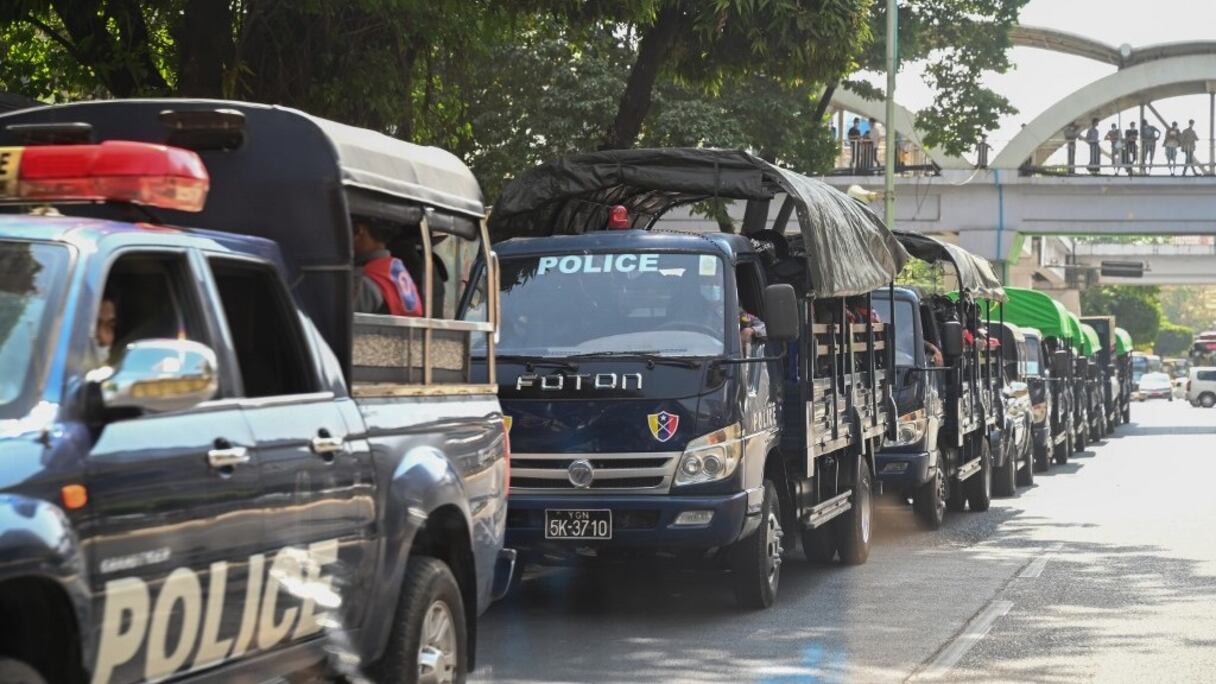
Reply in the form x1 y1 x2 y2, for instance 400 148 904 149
940 321 963 358
762 284 798 342
91 339 219 414
1050 350 1071 378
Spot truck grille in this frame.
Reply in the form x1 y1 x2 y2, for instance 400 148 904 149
510 452 680 494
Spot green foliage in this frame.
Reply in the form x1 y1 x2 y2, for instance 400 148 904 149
856 0 1029 156
1081 285 1163 351
1155 322 1194 357
1160 285 1216 332
895 259 943 291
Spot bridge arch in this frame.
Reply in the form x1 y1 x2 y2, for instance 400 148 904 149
829 87 972 170
990 54 1216 169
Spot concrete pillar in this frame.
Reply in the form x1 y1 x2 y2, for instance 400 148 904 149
1209 91 1215 176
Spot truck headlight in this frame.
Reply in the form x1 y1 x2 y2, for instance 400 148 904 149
674 423 743 486
894 409 926 446
1031 402 1048 423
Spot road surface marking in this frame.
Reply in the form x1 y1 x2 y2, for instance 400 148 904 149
1018 544 1063 579
910 600 1014 681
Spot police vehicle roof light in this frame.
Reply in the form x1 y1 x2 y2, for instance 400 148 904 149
8 140 210 212
607 204 630 230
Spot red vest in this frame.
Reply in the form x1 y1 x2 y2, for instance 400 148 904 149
363 255 423 317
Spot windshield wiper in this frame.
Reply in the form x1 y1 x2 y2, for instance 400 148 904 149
489 354 580 371
565 351 704 368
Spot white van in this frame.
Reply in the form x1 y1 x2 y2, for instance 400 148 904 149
1186 367 1216 407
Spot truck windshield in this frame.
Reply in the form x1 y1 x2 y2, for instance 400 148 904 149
0 241 70 419
1024 336 1042 376
486 251 727 358
875 299 917 367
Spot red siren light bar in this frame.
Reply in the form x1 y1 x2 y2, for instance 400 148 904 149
0 140 210 212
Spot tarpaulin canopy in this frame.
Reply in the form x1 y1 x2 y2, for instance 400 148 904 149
1065 311 1085 350
1115 327 1134 355
893 230 1005 301
987 287 1075 343
1079 323 1101 357
488 148 909 298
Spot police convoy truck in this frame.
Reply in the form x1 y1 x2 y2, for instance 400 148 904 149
1081 316 1123 432
871 232 1011 530
468 149 908 609
0 100 511 684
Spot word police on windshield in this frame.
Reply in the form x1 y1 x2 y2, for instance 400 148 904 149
537 253 661 275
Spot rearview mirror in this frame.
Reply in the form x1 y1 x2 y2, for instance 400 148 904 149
762 284 798 342
1050 350 1071 378
94 339 218 414
940 321 963 358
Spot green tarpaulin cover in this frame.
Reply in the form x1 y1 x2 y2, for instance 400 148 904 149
1115 327 1134 355
982 287 1075 344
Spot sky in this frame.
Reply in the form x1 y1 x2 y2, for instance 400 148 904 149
887 0 1216 159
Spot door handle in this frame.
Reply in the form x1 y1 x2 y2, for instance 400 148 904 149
207 446 250 468
311 435 345 455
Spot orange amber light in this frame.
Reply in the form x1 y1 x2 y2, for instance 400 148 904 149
61 484 88 510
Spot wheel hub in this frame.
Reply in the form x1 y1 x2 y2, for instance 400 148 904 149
764 510 784 587
417 600 457 684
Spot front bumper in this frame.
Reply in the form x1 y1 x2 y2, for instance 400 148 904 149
875 447 931 488
505 491 752 556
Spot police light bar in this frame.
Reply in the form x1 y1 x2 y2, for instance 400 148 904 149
0 140 210 212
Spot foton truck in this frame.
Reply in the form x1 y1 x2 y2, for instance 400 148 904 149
0 100 510 684
467 148 908 609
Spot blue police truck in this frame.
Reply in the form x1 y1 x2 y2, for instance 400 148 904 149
0 100 510 684
466 149 908 608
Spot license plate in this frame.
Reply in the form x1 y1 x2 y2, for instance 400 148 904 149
544 509 612 540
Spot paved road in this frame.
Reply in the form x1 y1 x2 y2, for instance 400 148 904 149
473 401 1216 683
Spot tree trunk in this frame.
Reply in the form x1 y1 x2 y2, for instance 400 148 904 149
600 5 684 150
811 81 838 123
175 0 234 97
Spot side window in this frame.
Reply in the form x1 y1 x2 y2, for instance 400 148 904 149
432 227 485 321
98 251 208 363
207 258 317 398
735 262 763 315
1199 370 1216 382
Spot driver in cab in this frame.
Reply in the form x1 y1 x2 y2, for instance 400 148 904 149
352 217 424 317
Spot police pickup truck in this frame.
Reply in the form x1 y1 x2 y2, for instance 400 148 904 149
470 149 907 609
0 100 510 684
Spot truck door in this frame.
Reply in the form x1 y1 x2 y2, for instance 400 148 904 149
202 255 376 652
84 250 264 684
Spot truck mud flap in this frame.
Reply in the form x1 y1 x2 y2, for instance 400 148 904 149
955 456 982 482
801 490 852 529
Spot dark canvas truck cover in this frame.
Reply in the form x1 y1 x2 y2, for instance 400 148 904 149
893 230 1006 302
488 148 909 297
0 98 486 378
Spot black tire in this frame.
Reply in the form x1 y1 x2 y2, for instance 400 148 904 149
1054 421 1071 465
1017 440 1035 487
800 525 837 564
1122 404 1131 423
366 556 468 684
966 438 993 512
834 458 873 565
1033 435 1050 473
913 463 946 530
0 658 46 684
1200 393 1216 409
731 479 782 609
1075 411 1087 452
993 438 1017 497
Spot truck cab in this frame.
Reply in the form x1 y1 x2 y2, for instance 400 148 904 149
0 100 510 684
1018 328 1054 470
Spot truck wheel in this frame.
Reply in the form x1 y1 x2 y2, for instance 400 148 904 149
1017 442 1035 487
913 464 946 530
1122 404 1131 423
966 439 992 512
1200 393 1216 408
1076 420 1087 452
0 658 46 684
993 439 1017 498
1033 437 1050 473
731 479 782 609
1054 426 1071 465
834 459 873 565
367 556 467 684
800 526 837 564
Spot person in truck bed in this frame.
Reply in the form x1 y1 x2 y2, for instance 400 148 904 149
352 216 424 316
